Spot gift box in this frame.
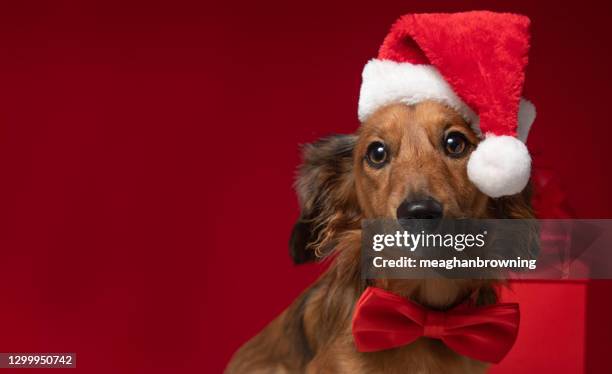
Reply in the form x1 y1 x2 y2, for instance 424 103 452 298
491 281 587 373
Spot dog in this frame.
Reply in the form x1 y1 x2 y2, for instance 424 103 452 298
226 100 535 373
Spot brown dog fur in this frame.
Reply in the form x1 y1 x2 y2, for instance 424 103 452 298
226 101 534 374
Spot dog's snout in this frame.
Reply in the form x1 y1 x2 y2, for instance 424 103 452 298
396 198 443 220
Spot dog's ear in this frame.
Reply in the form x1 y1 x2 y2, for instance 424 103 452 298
491 182 534 220
490 183 540 267
289 134 359 264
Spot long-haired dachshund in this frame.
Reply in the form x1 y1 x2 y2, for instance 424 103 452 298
226 100 535 373
228 11 538 373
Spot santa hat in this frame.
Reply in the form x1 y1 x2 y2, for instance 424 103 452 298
358 12 536 198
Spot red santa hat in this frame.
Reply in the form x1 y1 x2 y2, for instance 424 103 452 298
358 11 536 198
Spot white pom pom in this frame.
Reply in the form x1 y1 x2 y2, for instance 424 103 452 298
467 135 531 198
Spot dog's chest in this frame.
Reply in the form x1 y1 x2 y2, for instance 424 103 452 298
355 338 488 374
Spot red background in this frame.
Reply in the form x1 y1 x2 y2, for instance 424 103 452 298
0 1 611 373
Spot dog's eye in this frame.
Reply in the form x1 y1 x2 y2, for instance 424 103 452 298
366 141 389 168
443 132 469 158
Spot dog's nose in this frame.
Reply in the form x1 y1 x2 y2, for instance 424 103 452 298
396 198 443 220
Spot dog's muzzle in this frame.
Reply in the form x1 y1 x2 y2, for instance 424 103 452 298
396 198 443 220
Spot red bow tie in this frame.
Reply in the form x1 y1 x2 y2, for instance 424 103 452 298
352 287 520 363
